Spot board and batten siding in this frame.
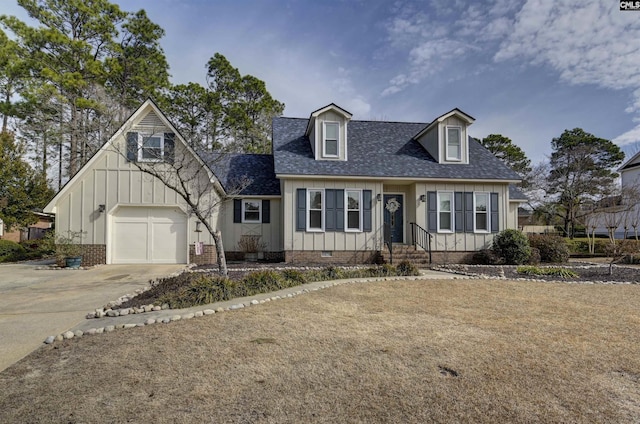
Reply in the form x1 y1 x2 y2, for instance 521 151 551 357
219 198 283 252
282 179 383 252
315 110 348 161
415 182 513 252
53 122 218 249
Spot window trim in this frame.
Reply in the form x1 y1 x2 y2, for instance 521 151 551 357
437 191 454 233
445 126 462 162
322 121 340 158
345 189 362 232
241 199 262 224
474 192 490 233
138 133 165 162
307 188 325 232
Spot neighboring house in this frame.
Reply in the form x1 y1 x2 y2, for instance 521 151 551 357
0 212 54 242
590 152 640 239
43 99 526 266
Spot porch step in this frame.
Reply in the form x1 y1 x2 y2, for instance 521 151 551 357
380 245 431 264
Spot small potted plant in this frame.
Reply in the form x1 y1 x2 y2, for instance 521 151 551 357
55 230 85 268
237 235 266 262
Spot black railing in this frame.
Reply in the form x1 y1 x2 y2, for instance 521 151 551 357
410 222 432 264
383 223 393 264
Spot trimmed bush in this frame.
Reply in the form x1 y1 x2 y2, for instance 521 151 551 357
528 234 569 263
0 240 26 262
492 229 531 265
528 247 541 265
472 248 500 265
397 260 420 276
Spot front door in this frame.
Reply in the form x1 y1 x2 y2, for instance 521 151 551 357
383 194 404 243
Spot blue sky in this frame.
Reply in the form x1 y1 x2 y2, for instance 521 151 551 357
4 0 640 164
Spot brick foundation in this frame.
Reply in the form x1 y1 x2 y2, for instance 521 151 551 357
284 250 380 265
189 244 217 265
59 244 106 267
429 251 476 264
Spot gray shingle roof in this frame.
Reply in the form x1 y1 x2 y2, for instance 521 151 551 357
509 184 528 201
272 117 522 181
198 152 280 196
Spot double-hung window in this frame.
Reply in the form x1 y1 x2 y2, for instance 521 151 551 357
346 190 361 231
308 189 324 231
323 122 339 157
242 200 261 223
438 192 453 232
140 134 164 162
446 126 461 161
474 193 489 232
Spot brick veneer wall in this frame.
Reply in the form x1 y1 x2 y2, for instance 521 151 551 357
189 244 217 265
79 244 106 266
429 251 476 264
284 250 380 265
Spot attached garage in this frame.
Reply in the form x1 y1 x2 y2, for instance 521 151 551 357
111 206 187 264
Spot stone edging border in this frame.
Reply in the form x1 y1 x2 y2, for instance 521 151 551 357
85 264 379 319
45 274 433 344
432 264 640 286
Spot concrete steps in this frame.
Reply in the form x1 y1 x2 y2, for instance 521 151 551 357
380 245 431 264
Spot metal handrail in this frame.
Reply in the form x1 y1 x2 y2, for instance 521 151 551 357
410 222 432 264
383 223 392 264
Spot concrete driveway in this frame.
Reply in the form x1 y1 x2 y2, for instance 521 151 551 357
0 261 185 373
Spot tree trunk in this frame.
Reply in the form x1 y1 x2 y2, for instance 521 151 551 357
2 91 9 133
212 230 228 276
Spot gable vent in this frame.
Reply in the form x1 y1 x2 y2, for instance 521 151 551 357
138 111 165 128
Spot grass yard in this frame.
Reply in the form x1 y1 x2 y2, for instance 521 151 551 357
1 278 639 423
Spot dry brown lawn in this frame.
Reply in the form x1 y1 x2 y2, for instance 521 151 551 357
1 278 639 423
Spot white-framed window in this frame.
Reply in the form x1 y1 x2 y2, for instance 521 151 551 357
446 126 462 161
323 122 339 157
345 189 362 231
307 189 324 231
139 133 164 162
474 192 490 232
242 199 261 223
437 191 454 232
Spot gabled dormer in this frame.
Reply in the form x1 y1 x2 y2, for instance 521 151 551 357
414 108 475 164
305 103 352 161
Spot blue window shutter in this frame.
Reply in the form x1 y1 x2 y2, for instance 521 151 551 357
363 190 372 232
262 200 270 223
491 192 499 233
233 199 241 223
325 189 336 231
296 189 306 231
164 133 175 164
454 192 464 233
464 192 474 233
336 189 345 231
126 132 138 162
427 191 437 232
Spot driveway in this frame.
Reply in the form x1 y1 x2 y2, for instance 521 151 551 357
0 261 185 373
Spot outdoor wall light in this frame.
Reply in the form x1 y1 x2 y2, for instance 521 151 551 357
195 221 203 233
98 204 106 213
419 195 427 203
376 193 382 202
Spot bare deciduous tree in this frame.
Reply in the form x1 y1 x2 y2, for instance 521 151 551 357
110 122 249 276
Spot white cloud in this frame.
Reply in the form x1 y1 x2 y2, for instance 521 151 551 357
495 0 640 107
381 0 521 96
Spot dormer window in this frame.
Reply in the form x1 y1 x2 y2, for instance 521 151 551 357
323 122 339 157
446 126 462 161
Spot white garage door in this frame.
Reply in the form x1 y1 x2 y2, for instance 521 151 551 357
112 207 187 264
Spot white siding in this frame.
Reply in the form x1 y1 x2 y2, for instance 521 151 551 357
316 110 348 161
218 198 283 252
283 179 384 252
415 182 512 251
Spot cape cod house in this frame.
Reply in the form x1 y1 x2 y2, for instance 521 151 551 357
43 99 526 266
